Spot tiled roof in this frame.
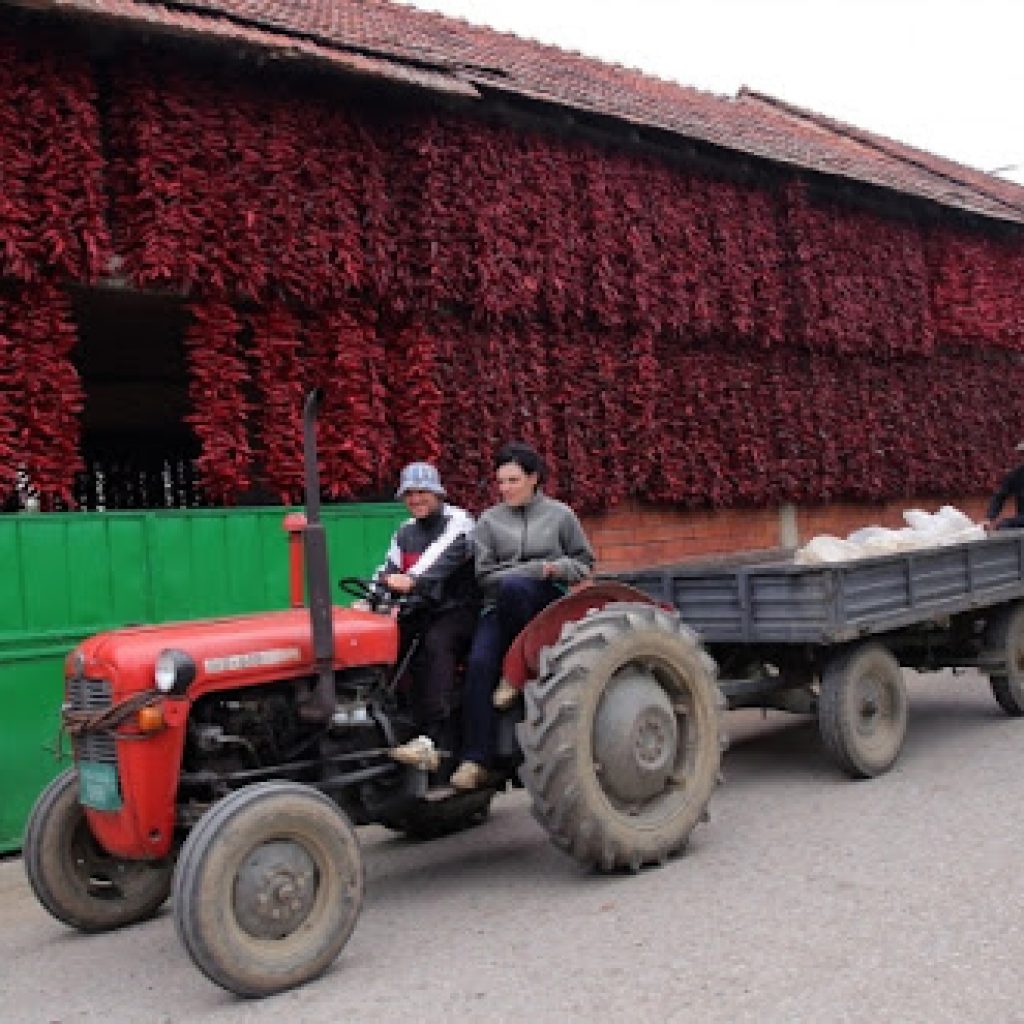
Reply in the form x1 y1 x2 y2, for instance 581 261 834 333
16 0 1024 225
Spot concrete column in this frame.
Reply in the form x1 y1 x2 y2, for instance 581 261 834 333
779 503 799 549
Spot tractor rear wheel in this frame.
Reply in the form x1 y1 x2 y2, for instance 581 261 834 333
24 768 173 932
172 781 363 997
517 602 724 872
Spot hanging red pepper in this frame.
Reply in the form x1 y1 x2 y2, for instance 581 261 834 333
0 282 85 508
249 303 306 505
0 24 110 284
184 301 253 503
9 40 1008 515
305 304 393 499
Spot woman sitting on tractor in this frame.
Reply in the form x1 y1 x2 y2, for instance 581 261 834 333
451 442 595 791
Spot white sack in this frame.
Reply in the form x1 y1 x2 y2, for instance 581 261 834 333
795 505 983 564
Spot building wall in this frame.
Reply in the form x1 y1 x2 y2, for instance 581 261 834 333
1 19 1023 522
586 496 990 572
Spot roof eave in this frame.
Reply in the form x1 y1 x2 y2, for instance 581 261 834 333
7 0 481 98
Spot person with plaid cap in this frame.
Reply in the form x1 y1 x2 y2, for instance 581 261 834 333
377 462 479 773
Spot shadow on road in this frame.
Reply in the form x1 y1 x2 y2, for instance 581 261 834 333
721 675 1012 787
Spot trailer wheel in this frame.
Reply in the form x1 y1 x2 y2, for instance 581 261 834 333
818 643 908 778
517 602 724 872
984 602 1024 716
23 768 172 932
172 781 363 998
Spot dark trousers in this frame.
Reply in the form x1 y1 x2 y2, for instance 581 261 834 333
460 576 562 766
996 515 1024 530
399 604 478 736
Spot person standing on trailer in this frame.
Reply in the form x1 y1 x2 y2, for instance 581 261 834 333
983 441 1024 531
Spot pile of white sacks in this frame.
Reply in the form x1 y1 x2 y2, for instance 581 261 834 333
795 506 986 565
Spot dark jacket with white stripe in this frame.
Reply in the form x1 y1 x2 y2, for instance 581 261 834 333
375 503 479 613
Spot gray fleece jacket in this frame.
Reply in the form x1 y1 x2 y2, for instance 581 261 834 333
474 491 595 602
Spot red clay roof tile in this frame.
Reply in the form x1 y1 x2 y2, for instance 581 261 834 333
19 0 1024 224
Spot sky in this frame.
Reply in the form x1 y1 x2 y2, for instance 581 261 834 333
402 0 1024 185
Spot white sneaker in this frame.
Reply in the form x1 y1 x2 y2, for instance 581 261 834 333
450 760 499 791
390 735 440 772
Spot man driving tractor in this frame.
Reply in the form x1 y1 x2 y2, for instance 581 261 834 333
373 462 479 774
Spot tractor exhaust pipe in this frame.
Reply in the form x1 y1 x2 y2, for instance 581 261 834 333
299 388 336 723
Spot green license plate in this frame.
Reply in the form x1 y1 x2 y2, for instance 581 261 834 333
78 761 122 811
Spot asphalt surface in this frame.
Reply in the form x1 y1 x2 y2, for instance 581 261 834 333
3 668 1024 1024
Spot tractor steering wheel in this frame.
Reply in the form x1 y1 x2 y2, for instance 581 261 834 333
337 576 379 603
338 576 419 617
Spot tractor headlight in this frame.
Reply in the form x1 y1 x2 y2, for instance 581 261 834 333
154 649 196 694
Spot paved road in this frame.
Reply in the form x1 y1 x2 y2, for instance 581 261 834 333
3 669 1024 1024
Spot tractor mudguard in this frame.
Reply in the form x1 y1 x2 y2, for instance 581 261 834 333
500 581 657 691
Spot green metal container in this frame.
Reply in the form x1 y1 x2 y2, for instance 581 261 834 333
0 503 404 853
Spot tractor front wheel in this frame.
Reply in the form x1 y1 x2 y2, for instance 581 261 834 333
172 781 363 998
24 768 173 932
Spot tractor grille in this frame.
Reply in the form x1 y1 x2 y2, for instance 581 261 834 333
67 675 112 711
66 676 117 765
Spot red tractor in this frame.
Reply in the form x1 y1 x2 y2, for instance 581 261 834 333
24 392 724 997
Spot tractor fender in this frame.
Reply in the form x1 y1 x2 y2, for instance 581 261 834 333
500 581 657 691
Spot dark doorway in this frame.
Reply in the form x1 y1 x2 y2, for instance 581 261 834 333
71 285 201 509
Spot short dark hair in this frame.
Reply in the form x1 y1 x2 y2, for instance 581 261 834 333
494 441 545 483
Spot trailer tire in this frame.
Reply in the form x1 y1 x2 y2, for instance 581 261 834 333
818 643 908 778
517 602 724 872
984 602 1024 716
172 781 363 998
23 768 173 932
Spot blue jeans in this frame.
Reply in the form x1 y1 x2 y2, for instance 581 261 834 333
460 575 562 766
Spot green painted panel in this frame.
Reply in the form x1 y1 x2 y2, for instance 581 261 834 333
66 517 113 626
0 502 405 852
21 520 71 631
0 504 405 635
330 514 368 582
189 514 230 618
331 507 400 591
0 525 22 631
225 512 276 612
108 516 150 624
0 648 71 852
149 515 193 622
362 513 404 572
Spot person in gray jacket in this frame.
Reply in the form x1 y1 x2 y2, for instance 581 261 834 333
451 442 595 791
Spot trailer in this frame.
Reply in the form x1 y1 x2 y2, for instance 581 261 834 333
618 532 1024 777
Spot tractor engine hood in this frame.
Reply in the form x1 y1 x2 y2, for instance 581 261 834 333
69 607 399 698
